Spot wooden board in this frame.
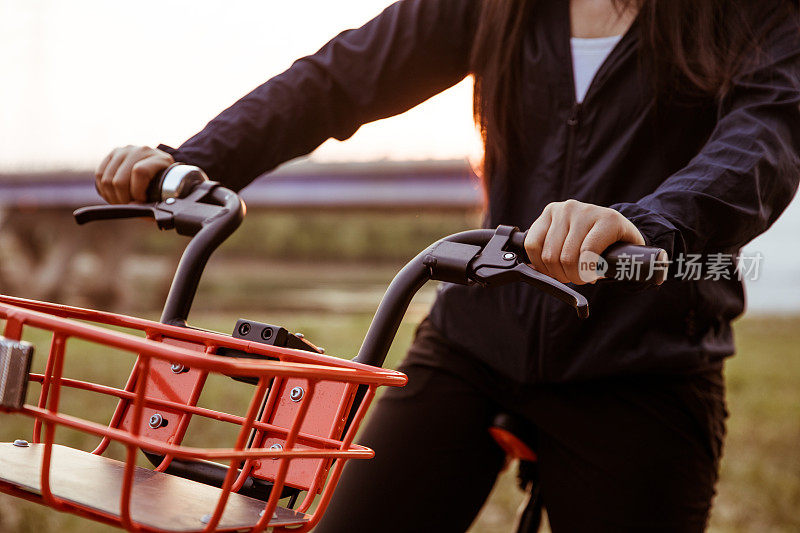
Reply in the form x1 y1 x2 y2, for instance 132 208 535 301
0 443 308 531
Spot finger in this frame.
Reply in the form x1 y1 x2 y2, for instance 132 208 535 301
581 217 620 257
619 217 646 246
111 151 142 204
96 149 117 203
130 154 170 202
581 217 623 281
100 149 127 204
561 218 594 284
581 214 644 257
541 216 570 284
95 150 113 185
524 209 552 276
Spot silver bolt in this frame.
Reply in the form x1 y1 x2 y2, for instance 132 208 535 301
170 363 186 373
503 252 517 261
318 347 325 354
295 333 304 339
269 443 283 459
13 439 29 448
149 413 164 429
165 197 176 205
200 513 211 524
289 386 304 402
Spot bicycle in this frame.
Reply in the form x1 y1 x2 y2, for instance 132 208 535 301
0 164 664 532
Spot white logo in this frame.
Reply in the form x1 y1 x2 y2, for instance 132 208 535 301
578 250 608 283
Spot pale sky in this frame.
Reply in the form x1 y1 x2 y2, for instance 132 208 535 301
0 0 481 171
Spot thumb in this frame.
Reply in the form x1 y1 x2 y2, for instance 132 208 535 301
618 217 646 246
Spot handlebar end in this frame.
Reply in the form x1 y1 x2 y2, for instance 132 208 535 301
601 243 669 286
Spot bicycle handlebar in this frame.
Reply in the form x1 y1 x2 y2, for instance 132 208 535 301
345 227 667 432
354 227 667 369
74 165 245 325
158 185 244 325
444 229 667 285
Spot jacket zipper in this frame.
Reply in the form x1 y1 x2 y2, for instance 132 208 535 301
541 102 581 381
560 102 582 199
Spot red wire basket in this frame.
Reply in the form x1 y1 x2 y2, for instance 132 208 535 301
0 294 406 532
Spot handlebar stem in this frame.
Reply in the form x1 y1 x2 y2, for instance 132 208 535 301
354 229 507 368
160 186 245 326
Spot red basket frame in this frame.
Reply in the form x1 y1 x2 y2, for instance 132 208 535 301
0 294 406 532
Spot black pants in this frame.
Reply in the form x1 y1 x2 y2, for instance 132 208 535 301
316 320 727 532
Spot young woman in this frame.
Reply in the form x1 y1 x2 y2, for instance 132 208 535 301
96 0 800 530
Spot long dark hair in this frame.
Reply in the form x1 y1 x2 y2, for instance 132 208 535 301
470 0 798 190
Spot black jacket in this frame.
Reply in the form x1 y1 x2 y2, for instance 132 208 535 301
161 0 800 382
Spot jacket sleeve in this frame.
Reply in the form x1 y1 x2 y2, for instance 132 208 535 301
159 0 477 191
612 17 800 258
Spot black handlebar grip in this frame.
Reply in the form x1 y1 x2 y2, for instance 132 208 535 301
509 230 668 285
602 242 668 285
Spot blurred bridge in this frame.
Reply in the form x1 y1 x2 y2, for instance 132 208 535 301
0 159 481 210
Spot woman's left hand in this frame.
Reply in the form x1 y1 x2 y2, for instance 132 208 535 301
524 199 645 285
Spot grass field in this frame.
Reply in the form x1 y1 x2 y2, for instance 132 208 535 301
0 308 798 532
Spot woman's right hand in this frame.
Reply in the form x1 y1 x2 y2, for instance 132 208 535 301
95 145 174 204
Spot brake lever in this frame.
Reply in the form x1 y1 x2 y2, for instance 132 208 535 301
472 262 590 318
467 225 590 318
73 181 228 237
73 204 175 229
